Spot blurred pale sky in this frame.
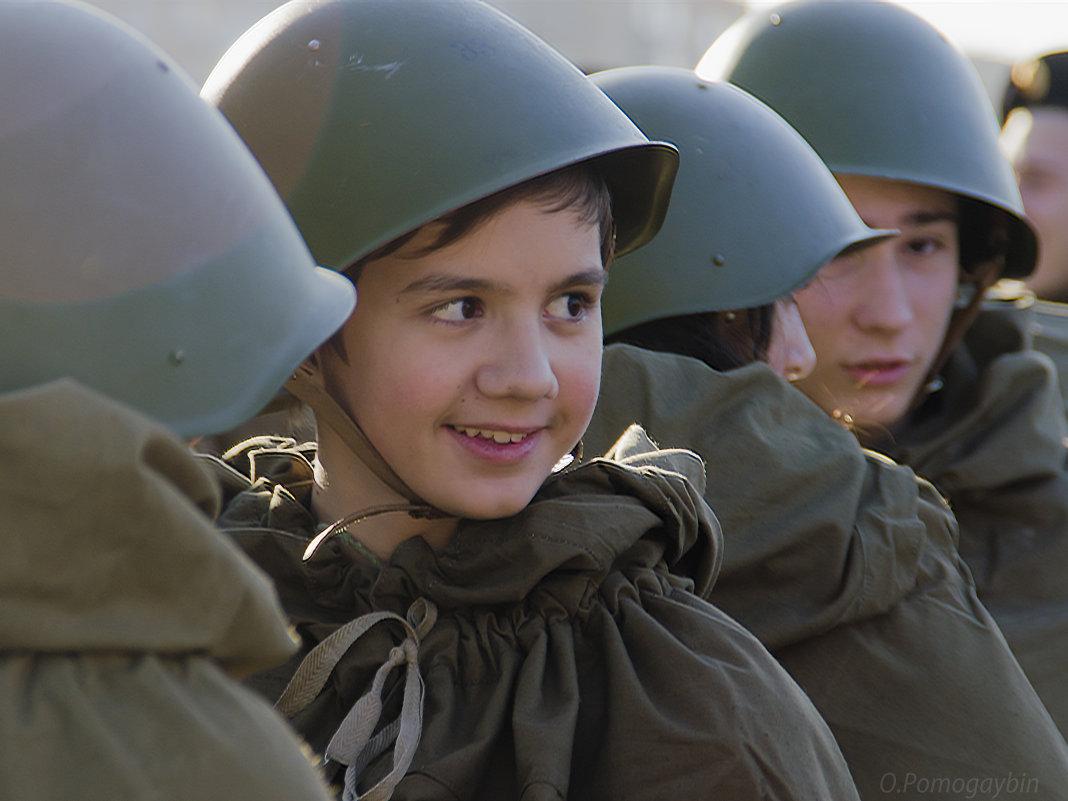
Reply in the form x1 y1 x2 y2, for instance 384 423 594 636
84 0 1068 91
755 0 1068 63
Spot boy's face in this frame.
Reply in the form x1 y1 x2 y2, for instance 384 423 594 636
323 199 605 519
1001 106 1068 299
792 175 960 432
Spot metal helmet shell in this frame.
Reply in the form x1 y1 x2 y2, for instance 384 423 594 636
592 66 893 336
697 0 1037 279
201 0 679 271
0 0 356 438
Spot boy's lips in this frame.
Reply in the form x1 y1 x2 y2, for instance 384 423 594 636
845 359 912 387
447 424 544 464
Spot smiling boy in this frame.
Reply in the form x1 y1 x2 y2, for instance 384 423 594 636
199 0 866 798
309 175 610 552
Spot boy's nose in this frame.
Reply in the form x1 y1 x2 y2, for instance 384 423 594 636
475 323 559 400
853 248 916 332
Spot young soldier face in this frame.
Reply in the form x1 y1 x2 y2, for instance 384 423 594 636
323 199 605 520
792 175 960 432
1001 107 1068 300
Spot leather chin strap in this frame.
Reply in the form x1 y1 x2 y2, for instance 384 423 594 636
907 257 1002 415
284 365 447 520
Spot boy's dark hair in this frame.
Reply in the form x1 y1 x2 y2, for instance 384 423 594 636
958 195 1010 281
343 162 614 284
605 306 774 372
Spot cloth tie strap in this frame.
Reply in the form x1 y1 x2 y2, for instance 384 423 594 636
276 598 438 801
285 367 432 509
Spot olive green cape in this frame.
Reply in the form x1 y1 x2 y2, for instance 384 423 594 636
889 309 1068 740
0 379 331 801
586 344 1068 801
207 427 861 800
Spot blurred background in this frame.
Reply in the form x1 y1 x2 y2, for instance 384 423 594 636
83 0 1068 109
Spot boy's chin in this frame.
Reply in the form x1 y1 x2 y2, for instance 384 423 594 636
440 489 544 522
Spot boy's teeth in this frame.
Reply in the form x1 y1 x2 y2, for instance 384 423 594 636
458 427 526 444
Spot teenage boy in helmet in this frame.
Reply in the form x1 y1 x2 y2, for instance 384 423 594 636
1000 50 1068 409
199 0 864 798
700 0 1068 739
0 1 355 798
583 66 1068 801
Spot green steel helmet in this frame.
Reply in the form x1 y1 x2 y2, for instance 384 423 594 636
697 0 1037 280
592 66 894 336
201 0 679 270
0 0 355 438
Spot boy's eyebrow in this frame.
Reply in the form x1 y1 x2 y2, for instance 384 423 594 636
400 267 607 296
548 268 609 293
400 274 494 295
903 210 958 226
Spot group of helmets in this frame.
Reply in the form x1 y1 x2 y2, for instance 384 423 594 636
1 0 1035 436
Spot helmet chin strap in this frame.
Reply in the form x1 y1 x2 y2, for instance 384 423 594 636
907 257 1002 415
284 364 447 521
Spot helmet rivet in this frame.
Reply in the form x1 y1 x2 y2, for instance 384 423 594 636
712 254 726 266
770 13 782 26
308 39 321 51
169 349 185 366
157 59 169 73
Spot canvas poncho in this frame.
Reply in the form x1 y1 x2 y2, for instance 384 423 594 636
885 308 1068 740
586 344 1068 801
207 426 861 800
0 379 333 801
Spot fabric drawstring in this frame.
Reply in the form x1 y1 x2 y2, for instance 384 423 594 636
302 503 443 561
276 598 438 801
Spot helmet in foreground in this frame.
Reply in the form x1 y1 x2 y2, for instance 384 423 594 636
0 0 355 437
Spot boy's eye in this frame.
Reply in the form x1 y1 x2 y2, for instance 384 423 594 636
545 292 593 320
904 236 943 256
431 297 482 322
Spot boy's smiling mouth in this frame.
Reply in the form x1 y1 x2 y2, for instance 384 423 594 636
451 426 533 444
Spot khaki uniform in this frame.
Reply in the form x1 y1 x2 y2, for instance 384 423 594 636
586 344 1068 800
887 309 1068 740
0 379 332 801
207 427 861 800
